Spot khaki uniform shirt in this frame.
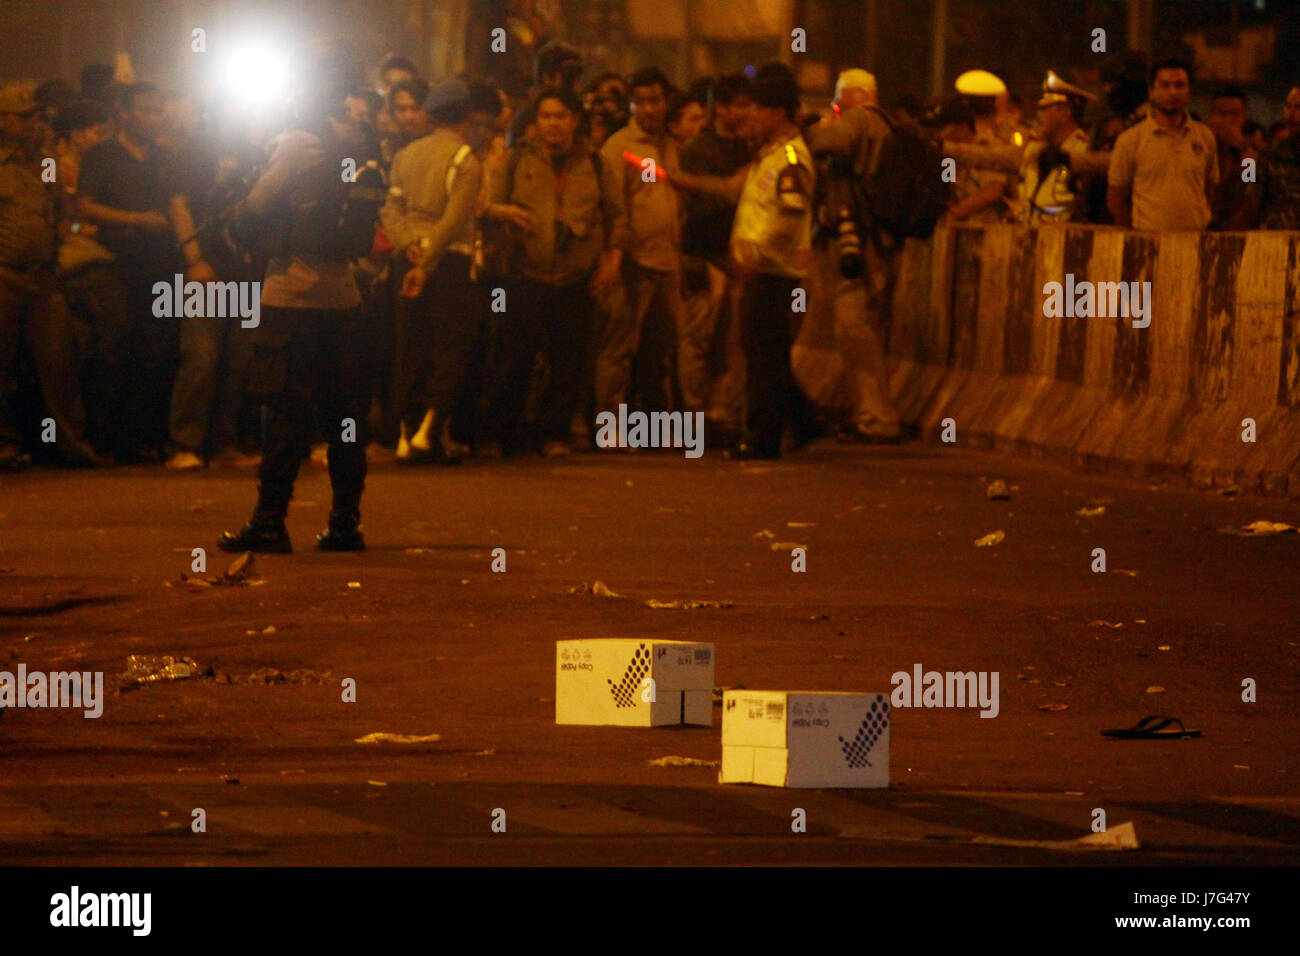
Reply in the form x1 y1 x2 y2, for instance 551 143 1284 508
953 126 1017 223
0 144 56 270
381 127 483 269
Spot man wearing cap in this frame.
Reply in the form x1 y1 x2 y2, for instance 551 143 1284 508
804 68 901 443
728 65 817 458
0 84 101 470
1107 57 1218 231
383 79 483 464
1015 72 1098 222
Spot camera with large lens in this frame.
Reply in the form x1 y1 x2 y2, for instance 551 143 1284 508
835 206 863 278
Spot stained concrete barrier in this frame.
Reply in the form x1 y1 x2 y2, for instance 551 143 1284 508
868 222 1300 497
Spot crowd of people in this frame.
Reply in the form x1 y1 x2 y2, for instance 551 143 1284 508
3 39 1300 496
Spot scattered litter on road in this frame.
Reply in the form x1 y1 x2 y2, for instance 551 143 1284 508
771 541 806 551
1102 715 1199 739
167 551 265 590
237 667 330 685
753 529 775 538
354 732 442 744
367 780 387 786
123 654 204 685
1113 569 1140 577
1158 645 1171 651
645 598 734 610
347 581 361 588
972 820 1138 851
648 756 719 768
569 580 622 597
1145 685 1167 694
974 530 1005 547
223 552 256 582
474 748 496 756
1039 703 1069 712
1217 485 1242 497
1219 520 1298 536
985 479 1010 500
1088 620 1123 628
404 548 430 554
1075 506 1106 517
787 521 817 528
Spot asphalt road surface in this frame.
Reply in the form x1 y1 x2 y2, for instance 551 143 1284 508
1 441 1297 865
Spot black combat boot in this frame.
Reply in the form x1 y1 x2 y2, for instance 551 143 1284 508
316 508 365 551
218 512 292 553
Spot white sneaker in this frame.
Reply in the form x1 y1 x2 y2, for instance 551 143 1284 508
410 409 435 453
165 451 204 471
396 423 412 461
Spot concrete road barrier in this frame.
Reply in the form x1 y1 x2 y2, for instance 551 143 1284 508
874 223 1300 497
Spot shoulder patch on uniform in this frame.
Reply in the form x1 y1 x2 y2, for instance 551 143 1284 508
776 164 810 211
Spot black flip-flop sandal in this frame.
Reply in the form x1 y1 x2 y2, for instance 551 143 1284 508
1102 715 1202 739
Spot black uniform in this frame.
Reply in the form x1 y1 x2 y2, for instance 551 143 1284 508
218 116 377 553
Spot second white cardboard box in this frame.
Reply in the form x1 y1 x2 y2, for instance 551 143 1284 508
556 639 714 726
720 690 890 788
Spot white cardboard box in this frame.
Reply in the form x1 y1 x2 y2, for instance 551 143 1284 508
555 639 714 726
720 690 890 788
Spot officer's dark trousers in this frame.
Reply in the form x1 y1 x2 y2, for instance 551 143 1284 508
482 277 593 448
62 262 130 457
247 305 367 523
391 252 480 434
740 272 814 457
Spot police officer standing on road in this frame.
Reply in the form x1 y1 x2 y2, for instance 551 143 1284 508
0 84 102 471
728 65 817 459
217 45 379 554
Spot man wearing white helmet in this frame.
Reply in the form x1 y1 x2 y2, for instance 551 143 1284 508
939 70 1017 222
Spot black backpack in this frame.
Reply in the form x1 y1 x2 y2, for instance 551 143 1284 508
279 121 387 262
861 107 949 240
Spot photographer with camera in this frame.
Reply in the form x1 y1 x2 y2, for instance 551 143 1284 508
217 43 383 554
803 69 905 444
